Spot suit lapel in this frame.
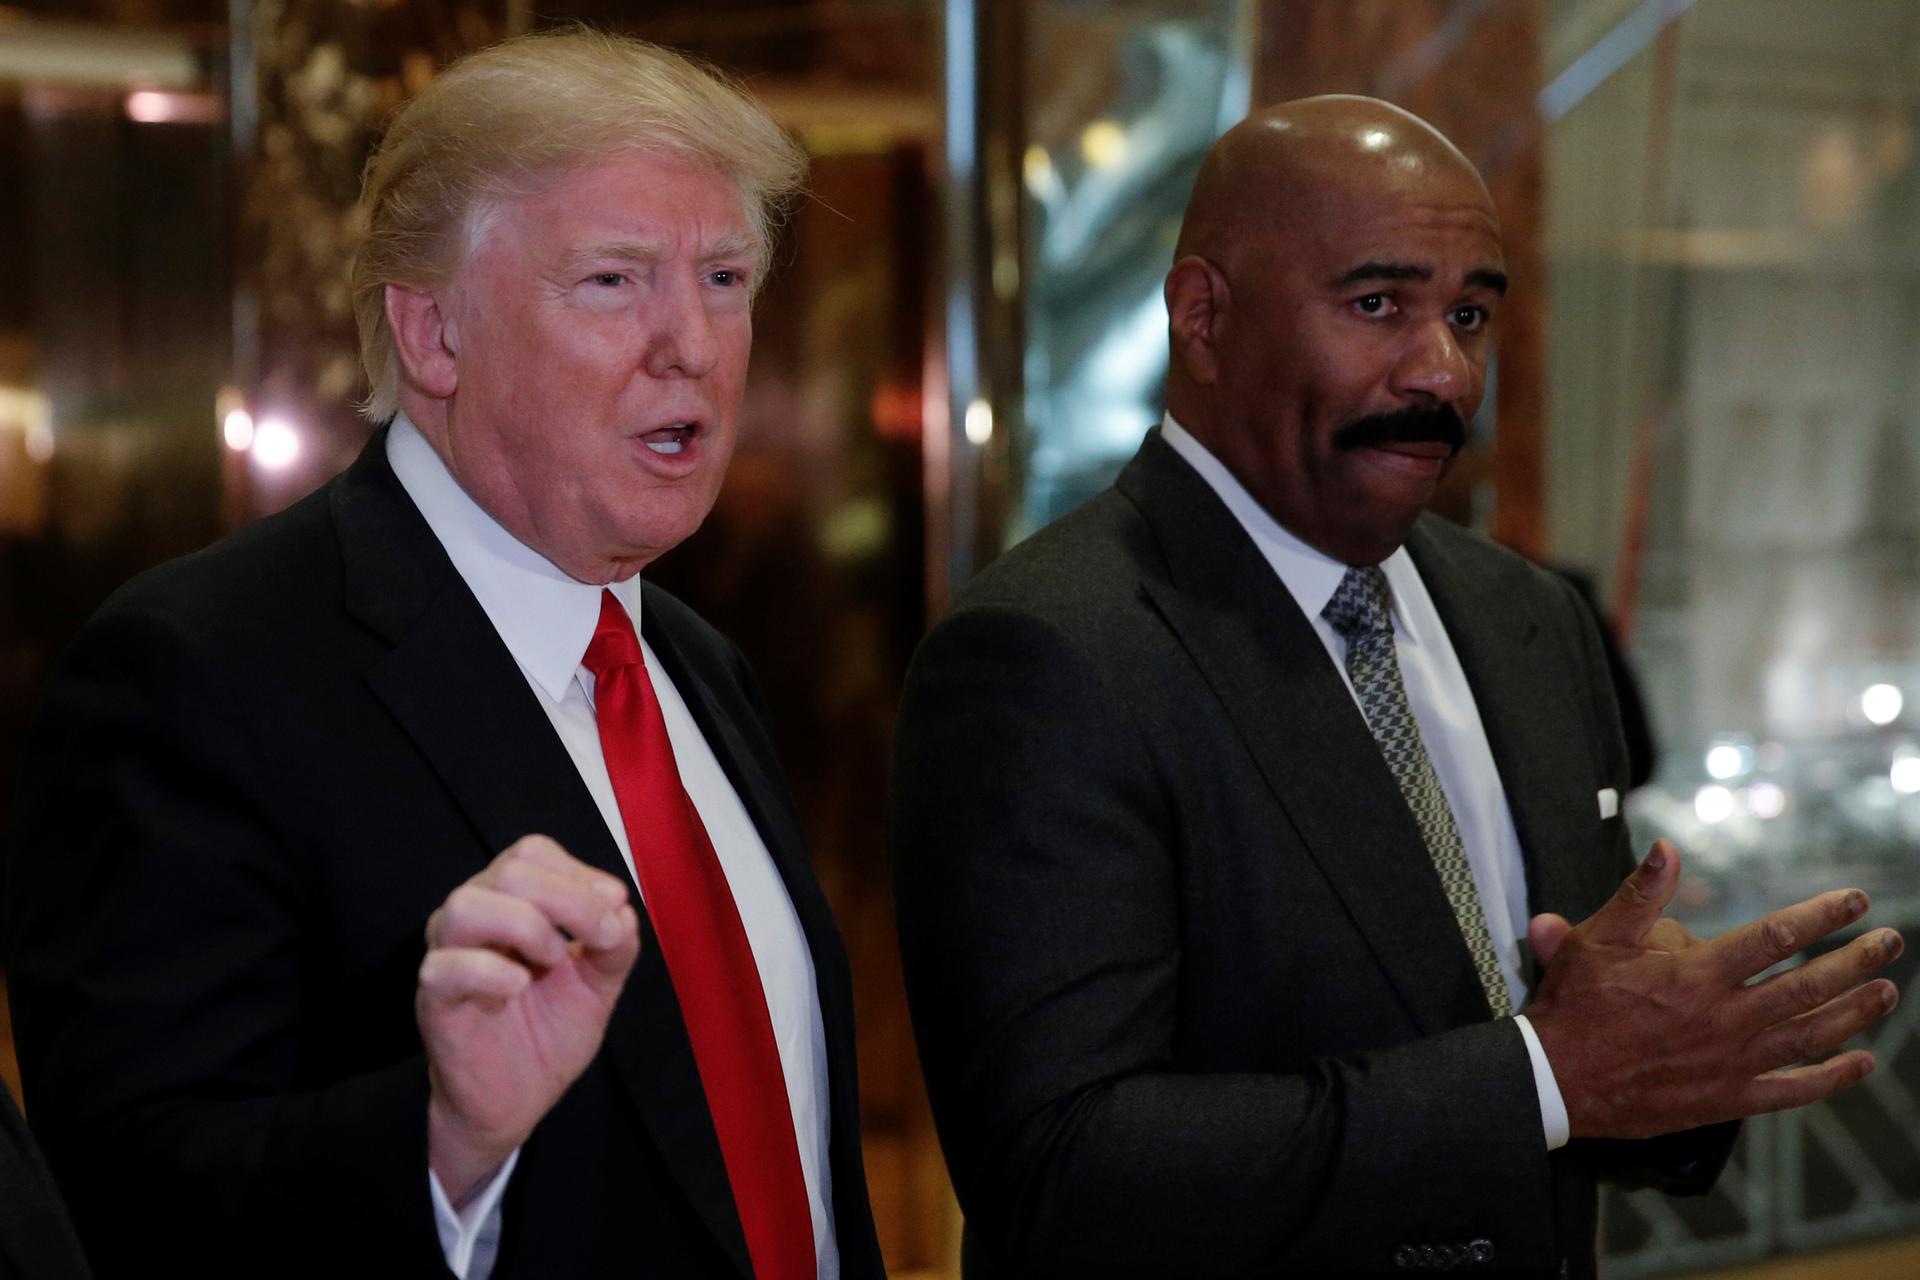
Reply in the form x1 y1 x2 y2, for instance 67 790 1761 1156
1407 524 1614 923
329 437 754 1277
1117 435 1492 1034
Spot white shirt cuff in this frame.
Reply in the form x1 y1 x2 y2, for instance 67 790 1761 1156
429 1148 519 1280
1514 1015 1570 1151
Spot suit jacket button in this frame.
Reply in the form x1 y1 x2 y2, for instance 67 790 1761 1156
1467 1238 1494 1265
1393 1244 1418 1268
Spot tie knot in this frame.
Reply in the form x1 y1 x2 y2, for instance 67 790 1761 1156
582 589 643 676
1322 565 1394 641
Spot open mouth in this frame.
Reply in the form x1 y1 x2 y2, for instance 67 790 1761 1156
640 422 698 456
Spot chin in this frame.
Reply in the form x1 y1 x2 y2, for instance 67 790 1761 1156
1336 516 1426 566
622 516 711 563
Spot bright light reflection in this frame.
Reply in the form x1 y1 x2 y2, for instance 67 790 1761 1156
1748 782 1786 820
1863 683 1904 725
126 91 173 123
123 90 222 125
1080 120 1126 170
222 409 254 452
963 398 993 447
1892 757 1920 795
1704 745 1745 780
251 416 300 470
1359 128 1392 151
1694 785 1735 825
1022 144 1059 200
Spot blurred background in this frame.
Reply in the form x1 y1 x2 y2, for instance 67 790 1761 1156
4 0 1920 1275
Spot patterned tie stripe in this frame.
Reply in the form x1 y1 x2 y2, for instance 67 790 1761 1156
1322 566 1513 1018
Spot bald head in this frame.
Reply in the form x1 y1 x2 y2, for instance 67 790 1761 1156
1175 96 1494 273
1162 97 1506 565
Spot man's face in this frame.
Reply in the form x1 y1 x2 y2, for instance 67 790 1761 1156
1207 163 1506 565
435 149 756 582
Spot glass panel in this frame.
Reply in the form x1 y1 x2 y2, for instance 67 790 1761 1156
1545 0 1920 1269
1016 0 1252 536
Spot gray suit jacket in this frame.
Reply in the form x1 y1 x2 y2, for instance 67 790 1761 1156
889 430 1731 1277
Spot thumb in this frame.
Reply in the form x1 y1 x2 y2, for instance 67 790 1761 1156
577 904 642 995
1528 913 1574 968
1582 838 1681 948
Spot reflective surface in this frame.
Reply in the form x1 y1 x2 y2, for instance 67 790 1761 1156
1543 0 1920 1271
1014 0 1252 537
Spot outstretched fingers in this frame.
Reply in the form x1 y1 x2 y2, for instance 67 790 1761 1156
1744 978 1899 1076
1705 889 1873 988
1735 1050 1879 1118
1740 928 1903 1027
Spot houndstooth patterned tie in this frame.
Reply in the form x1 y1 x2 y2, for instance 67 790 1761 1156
1322 565 1512 1017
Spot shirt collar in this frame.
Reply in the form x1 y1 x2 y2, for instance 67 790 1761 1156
386 413 644 701
1157 413 1423 643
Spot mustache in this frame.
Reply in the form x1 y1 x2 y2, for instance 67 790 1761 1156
1331 406 1468 454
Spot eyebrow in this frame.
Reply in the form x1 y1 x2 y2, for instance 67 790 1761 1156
1467 268 1509 296
567 241 664 267
568 235 760 267
1329 261 1509 296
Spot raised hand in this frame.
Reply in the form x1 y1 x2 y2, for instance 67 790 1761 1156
1524 839 1901 1140
416 834 640 1201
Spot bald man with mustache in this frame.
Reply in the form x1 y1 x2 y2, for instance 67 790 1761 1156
889 97 1901 1278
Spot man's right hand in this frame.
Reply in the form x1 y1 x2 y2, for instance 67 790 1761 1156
416 834 640 1202
1525 839 1901 1141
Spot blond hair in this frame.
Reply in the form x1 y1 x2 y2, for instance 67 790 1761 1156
350 27 807 424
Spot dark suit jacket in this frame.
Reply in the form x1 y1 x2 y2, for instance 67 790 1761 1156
2 431 883 1279
889 431 1730 1278
0 1085 89 1280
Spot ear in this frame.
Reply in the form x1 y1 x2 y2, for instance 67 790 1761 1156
1164 255 1227 385
385 283 460 400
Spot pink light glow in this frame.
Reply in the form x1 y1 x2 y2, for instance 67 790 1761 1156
124 90 224 125
251 417 300 471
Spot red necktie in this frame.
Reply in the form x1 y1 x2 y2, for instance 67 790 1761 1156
582 589 815 1280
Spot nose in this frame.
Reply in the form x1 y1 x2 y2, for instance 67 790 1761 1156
642 275 720 379
1391 317 1473 404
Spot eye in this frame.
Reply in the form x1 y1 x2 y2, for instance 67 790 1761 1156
708 268 746 289
1451 305 1489 332
1352 294 1396 318
588 272 627 288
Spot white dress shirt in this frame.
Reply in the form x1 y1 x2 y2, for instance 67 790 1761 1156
1159 416 1570 1151
387 416 840 1279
